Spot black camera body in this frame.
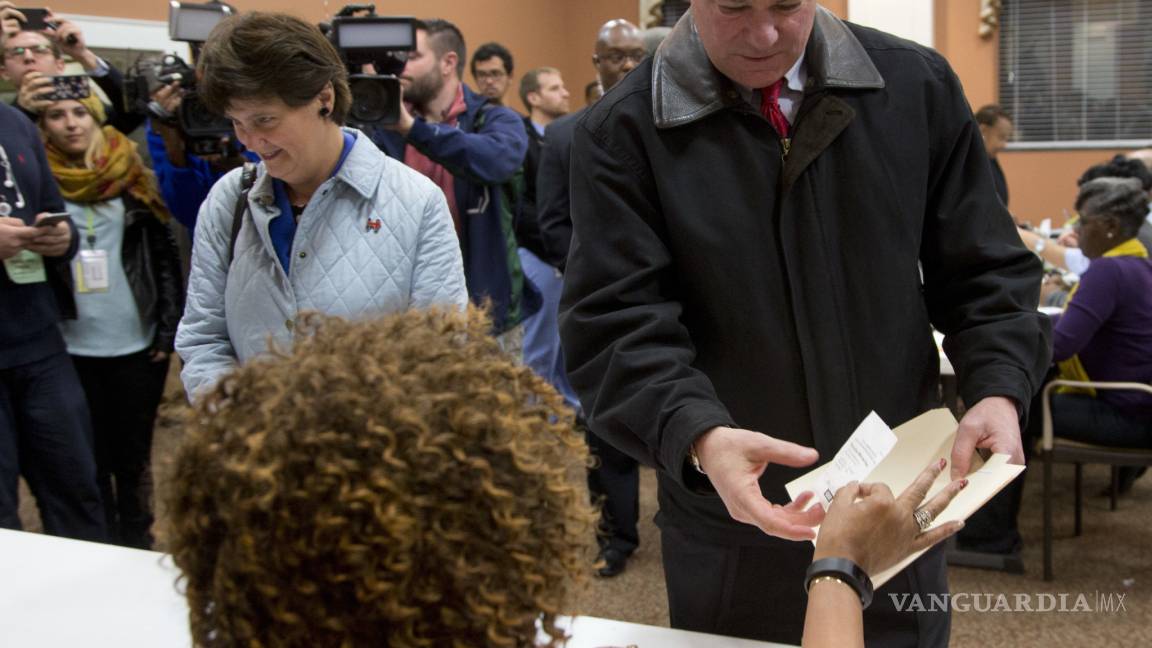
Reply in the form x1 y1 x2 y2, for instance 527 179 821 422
125 53 234 157
326 11 416 129
124 2 237 157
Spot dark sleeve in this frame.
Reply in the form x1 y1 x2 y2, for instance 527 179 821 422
558 118 735 487
92 63 145 135
513 130 547 259
1051 264 1116 362
148 216 185 353
405 105 527 185
921 60 1052 413
23 114 76 261
26 114 66 217
146 121 219 231
535 121 574 269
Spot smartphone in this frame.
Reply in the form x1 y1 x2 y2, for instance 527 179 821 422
17 7 53 31
35 212 71 228
43 74 91 102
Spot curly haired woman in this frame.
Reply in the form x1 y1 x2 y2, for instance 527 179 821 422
159 307 595 648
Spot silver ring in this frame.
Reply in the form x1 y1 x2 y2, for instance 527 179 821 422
914 507 933 532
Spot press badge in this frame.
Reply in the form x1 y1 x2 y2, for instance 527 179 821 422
2 250 47 284
74 249 110 293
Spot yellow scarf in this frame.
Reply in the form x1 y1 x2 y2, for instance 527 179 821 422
1056 238 1149 395
43 124 171 223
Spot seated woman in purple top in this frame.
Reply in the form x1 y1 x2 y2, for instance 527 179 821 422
1051 176 1152 443
956 177 1152 564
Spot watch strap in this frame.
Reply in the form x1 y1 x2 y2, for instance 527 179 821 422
805 557 874 609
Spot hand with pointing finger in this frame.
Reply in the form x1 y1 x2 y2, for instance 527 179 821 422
814 458 968 577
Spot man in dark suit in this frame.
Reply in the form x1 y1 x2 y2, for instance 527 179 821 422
535 19 647 578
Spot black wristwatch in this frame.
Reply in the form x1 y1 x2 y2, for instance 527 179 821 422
805 557 874 609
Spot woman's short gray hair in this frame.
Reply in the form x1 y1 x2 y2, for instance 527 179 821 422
1074 177 1148 239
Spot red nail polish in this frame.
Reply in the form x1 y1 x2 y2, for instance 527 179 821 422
960 479 969 489
938 458 946 469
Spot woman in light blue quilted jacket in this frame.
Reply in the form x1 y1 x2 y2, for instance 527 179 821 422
176 12 468 399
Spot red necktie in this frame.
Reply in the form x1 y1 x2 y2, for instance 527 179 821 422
759 78 790 139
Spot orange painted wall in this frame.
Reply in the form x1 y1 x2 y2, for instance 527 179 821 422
931 0 1126 225
49 0 638 111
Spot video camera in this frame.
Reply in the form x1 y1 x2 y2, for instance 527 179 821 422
124 2 236 157
321 5 416 128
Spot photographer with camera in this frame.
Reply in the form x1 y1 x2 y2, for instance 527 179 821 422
370 18 535 338
0 3 142 133
176 12 467 399
144 80 251 231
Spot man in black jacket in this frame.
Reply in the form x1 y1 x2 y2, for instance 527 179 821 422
515 67 579 422
559 2 1050 644
0 100 106 542
1 8 143 134
536 19 647 579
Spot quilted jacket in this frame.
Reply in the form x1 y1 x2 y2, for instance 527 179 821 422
176 129 468 398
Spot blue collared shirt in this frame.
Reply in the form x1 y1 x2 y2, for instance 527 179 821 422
268 131 356 273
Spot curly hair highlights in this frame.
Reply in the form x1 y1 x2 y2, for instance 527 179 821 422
159 308 595 648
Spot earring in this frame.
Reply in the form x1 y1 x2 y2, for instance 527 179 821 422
319 106 330 117
1107 232 1114 238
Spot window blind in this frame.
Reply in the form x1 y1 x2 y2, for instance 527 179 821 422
999 0 1152 148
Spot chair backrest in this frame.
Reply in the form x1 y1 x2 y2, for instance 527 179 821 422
1041 379 1152 451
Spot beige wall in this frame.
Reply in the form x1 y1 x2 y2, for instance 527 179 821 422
932 0 1127 225
53 0 1102 224
50 0 639 111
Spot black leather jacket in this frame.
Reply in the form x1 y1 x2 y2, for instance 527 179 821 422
62 194 184 353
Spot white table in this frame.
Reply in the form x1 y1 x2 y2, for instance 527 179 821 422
0 529 793 648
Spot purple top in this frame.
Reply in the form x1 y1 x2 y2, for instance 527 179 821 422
1052 255 1152 417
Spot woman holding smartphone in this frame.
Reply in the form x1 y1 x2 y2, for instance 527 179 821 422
39 93 182 548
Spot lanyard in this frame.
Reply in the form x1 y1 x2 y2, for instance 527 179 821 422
83 206 97 249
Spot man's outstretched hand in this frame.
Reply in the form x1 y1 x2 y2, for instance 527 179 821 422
694 426 825 540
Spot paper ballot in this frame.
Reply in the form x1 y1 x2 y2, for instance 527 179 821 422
785 408 1026 588
813 412 897 510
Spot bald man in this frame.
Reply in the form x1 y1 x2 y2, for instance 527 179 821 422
535 19 646 578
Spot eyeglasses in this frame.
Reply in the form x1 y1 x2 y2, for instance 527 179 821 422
474 70 508 81
596 50 647 66
4 44 54 60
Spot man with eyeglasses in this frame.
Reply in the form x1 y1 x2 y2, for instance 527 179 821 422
534 18 646 580
558 0 1050 644
470 41 513 107
0 3 141 133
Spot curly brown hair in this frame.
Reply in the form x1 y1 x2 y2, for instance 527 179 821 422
158 308 595 647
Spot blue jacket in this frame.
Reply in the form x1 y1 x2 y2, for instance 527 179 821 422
145 122 259 232
370 84 537 333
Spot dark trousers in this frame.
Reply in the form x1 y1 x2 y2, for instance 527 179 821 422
586 428 640 555
0 351 106 541
661 525 950 646
962 390 1152 552
71 351 169 549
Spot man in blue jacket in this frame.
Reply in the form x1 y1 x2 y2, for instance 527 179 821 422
370 18 536 335
0 101 106 541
